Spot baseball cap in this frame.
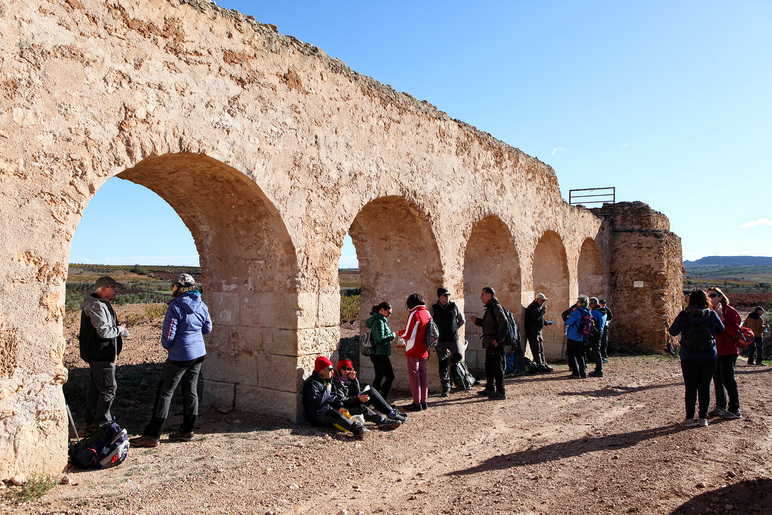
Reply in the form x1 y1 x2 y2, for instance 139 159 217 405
172 273 196 287
94 276 120 289
536 293 548 301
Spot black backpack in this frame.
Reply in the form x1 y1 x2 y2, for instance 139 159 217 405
685 313 713 351
499 305 521 348
360 329 374 356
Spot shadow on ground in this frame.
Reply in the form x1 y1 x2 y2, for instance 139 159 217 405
670 477 772 514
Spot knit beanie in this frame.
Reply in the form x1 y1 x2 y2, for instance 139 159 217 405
314 356 333 373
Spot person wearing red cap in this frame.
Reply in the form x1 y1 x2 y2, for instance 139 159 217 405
302 356 366 436
332 359 406 430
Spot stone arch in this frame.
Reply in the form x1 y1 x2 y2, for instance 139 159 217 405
462 216 521 371
116 153 300 416
532 230 569 359
578 237 604 300
347 196 443 388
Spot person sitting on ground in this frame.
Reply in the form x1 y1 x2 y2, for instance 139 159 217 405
332 359 406 430
302 356 366 437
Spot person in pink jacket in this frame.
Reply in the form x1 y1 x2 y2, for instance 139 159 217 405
706 286 742 420
398 293 431 411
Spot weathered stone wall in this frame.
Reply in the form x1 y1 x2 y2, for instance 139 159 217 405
604 202 684 352
0 0 680 477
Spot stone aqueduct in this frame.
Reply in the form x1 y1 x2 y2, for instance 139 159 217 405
0 0 683 476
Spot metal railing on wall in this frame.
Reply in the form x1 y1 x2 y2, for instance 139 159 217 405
568 187 615 208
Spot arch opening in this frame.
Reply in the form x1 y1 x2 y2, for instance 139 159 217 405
345 196 443 389
578 238 604 300
462 216 521 371
532 231 569 359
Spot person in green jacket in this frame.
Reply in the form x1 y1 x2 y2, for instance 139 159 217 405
366 302 396 400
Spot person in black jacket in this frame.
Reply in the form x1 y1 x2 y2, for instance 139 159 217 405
302 356 366 436
429 288 466 396
78 276 130 430
524 293 554 372
332 359 405 430
597 299 613 359
471 287 508 399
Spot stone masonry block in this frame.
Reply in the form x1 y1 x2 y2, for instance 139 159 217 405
235 385 301 421
202 379 236 410
258 354 301 393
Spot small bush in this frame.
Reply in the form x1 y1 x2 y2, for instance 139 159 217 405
145 303 167 321
340 294 360 322
15 473 59 502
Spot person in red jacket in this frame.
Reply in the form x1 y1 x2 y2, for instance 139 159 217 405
706 286 742 419
397 293 431 411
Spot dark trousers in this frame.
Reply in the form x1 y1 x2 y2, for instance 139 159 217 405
370 354 394 400
527 333 546 365
348 387 394 422
589 336 603 373
681 358 716 419
143 356 205 438
600 325 610 357
484 344 505 393
713 354 740 412
317 408 359 432
566 338 586 377
747 337 764 364
86 361 117 426
436 339 462 392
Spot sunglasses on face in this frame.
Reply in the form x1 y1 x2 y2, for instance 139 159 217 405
340 367 353 371
442 293 450 297
708 293 721 298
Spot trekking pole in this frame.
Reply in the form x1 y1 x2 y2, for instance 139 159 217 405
66 404 80 441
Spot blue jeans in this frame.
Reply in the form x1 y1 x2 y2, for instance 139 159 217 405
681 358 716 419
747 337 764 364
143 356 205 438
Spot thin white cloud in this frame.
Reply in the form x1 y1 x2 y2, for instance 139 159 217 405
621 143 630 148
740 218 772 229
552 147 565 156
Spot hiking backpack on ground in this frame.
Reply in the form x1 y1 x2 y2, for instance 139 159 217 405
360 329 374 356
451 360 476 390
69 420 130 469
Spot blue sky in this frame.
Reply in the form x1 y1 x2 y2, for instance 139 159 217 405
70 0 772 267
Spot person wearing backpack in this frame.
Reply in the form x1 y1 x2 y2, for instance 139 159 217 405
587 298 607 378
668 289 724 427
365 302 396 401
430 288 466 397
471 286 508 399
706 286 743 420
743 306 765 365
564 295 592 378
397 294 432 411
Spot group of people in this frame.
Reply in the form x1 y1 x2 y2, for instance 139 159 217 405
561 296 613 378
668 286 765 427
78 274 212 448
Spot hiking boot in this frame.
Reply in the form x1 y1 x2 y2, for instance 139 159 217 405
489 391 507 400
404 403 422 412
169 431 194 442
351 423 369 438
440 390 450 397
679 417 697 427
708 407 726 417
376 418 401 431
542 363 554 372
697 418 709 427
477 388 494 396
589 370 603 378
129 434 160 447
387 410 408 422
420 402 428 410
721 410 741 420
748 359 754 366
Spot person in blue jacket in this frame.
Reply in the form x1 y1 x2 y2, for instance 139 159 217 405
588 298 608 378
564 295 591 378
130 273 212 447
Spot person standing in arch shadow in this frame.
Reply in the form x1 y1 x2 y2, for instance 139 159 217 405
429 287 466 397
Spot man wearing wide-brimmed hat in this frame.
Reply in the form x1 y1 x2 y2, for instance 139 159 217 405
79 276 129 431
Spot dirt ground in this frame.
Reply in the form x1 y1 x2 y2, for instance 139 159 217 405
2 306 771 514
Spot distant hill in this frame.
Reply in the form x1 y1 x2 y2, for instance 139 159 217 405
684 256 772 268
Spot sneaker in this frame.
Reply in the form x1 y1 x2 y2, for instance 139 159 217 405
387 410 408 422
351 423 369 437
602 358 609 363
129 434 160 447
420 402 428 410
542 363 554 372
697 418 709 427
489 392 507 400
589 370 603 378
477 389 494 396
721 410 741 420
440 390 450 397
169 431 194 442
376 418 401 431
748 360 754 366
404 403 422 412
708 407 726 417
679 417 697 427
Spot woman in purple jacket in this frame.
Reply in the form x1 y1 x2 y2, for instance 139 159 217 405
130 274 212 447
